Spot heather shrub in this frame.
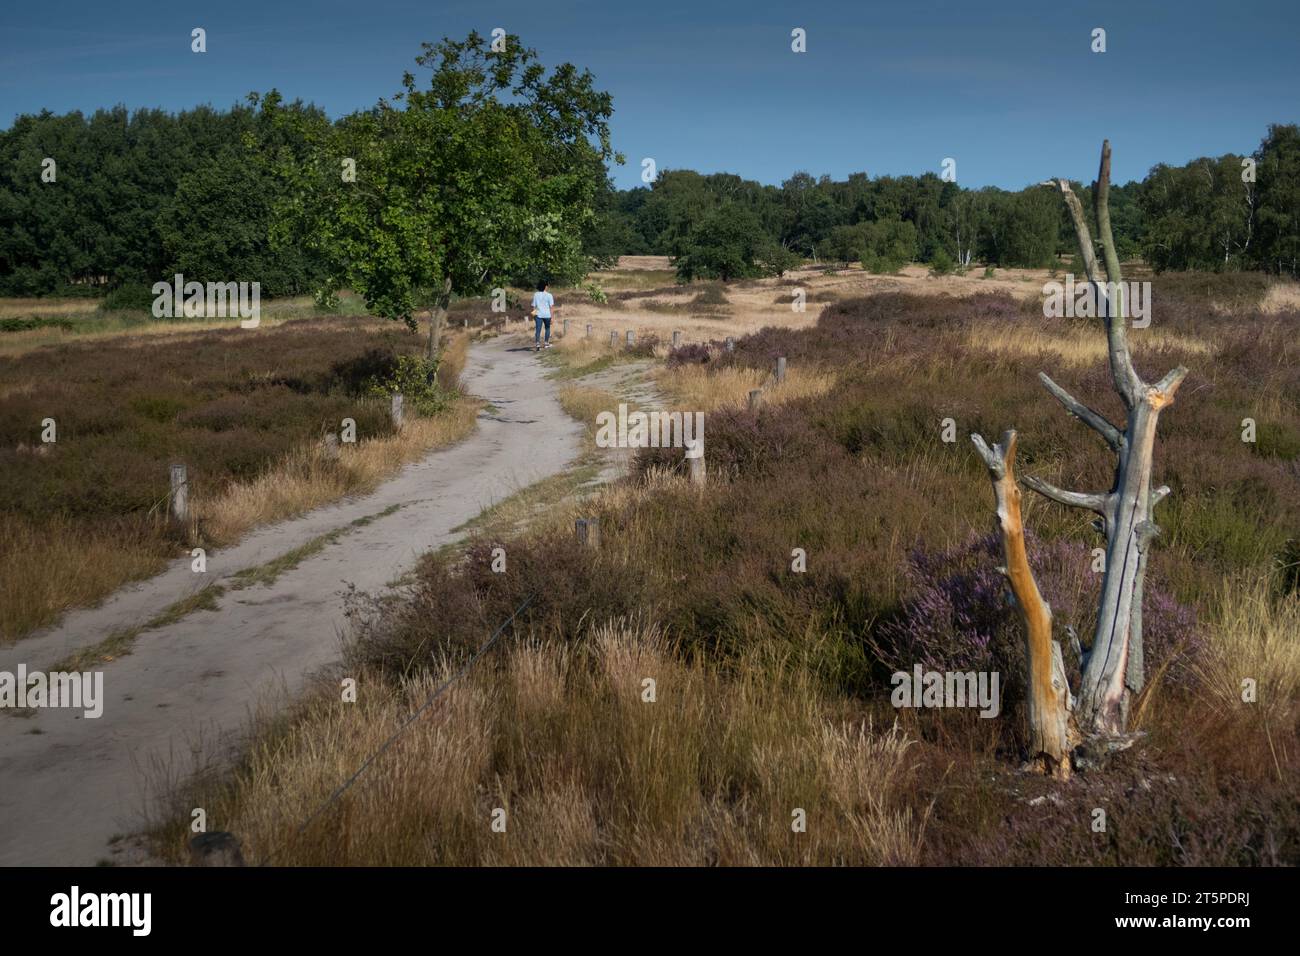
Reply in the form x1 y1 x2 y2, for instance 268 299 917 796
875 532 1203 714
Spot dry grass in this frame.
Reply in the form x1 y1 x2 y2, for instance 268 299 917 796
201 397 481 543
0 516 167 643
1193 575 1300 722
151 618 922 866
654 362 838 412
961 323 1215 367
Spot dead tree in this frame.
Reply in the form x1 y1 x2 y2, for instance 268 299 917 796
972 430 1076 777
972 141 1189 771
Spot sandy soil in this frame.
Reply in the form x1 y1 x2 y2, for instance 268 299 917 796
0 335 582 866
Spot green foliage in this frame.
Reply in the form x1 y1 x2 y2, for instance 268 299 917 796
259 32 616 337
583 280 608 304
0 103 326 297
365 353 450 416
928 247 955 276
673 205 788 282
100 282 156 312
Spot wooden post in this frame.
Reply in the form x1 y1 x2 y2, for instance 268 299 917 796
672 330 682 349
748 388 762 411
725 337 735 353
776 356 787 384
575 517 601 549
563 319 569 337
323 433 340 461
626 330 636 347
610 330 618 347
689 451 706 486
586 323 593 338
391 393 404 430
463 318 468 328
169 463 188 524
482 316 487 327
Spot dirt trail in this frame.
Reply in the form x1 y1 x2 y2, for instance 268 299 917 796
0 336 582 866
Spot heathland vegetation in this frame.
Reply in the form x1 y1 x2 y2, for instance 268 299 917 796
2 31 1296 866
148 268 1299 864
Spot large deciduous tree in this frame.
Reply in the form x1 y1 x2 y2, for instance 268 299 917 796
972 141 1189 778
261 32 616 358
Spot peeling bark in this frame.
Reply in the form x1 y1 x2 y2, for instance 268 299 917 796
971 430 1076 777
970 142 1191 772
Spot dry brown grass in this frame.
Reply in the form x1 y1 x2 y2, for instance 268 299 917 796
1193 575 1300 723
654 362 838 412
961 323 1216 367
200 398 481 543
152 617 922 866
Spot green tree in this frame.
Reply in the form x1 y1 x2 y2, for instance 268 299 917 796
674 205 785 281
261 32 616 357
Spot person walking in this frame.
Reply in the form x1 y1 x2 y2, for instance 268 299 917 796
530 280 557 351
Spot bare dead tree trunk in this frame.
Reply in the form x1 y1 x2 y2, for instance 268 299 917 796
1032 141 1189 738
971 430 1076 777
966 142 1190 776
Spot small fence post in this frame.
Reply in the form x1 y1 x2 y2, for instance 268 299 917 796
672 330 682 349
776 356 787 384
689 451 706 486
725 337 735 353
748 388 763 411
610 330 618 347
586 323 593 338
169 463 189 524
482 316 487 327
323 433 340 461
626 330 636 347
575 517 601 549
391 393 404 429
563 319 569 337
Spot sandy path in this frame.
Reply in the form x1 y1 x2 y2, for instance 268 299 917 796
0 336 582 866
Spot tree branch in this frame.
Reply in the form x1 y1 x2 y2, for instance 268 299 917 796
1046 179 1102 285
1093 140 1144 406
1038 372 1124 452
1022 475 1109 515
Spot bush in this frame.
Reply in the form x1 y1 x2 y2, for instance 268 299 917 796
928 248 956 276
100 282 158 313
364 353 451 415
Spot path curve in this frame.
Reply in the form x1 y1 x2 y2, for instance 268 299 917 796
0 336 581 866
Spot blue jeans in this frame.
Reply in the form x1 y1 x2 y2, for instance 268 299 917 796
534 315 552 343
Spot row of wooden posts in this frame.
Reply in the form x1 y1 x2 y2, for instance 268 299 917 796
459 314 761 360
166 341 788 521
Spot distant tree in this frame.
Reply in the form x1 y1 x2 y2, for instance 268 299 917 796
1254 124 1300 277
261 32 616 358
674 205 787 281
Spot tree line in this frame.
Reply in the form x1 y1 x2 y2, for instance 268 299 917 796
589 124 1300 281
1 71 1296 299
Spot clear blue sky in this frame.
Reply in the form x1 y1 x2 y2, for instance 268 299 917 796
2 0 1297 190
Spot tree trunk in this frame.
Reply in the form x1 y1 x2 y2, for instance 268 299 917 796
971 430 1076 776
1030 141 1188 740
425 276 453 360
965 142 1190 776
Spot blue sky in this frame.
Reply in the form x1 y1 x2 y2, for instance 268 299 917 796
2 0 1297 190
